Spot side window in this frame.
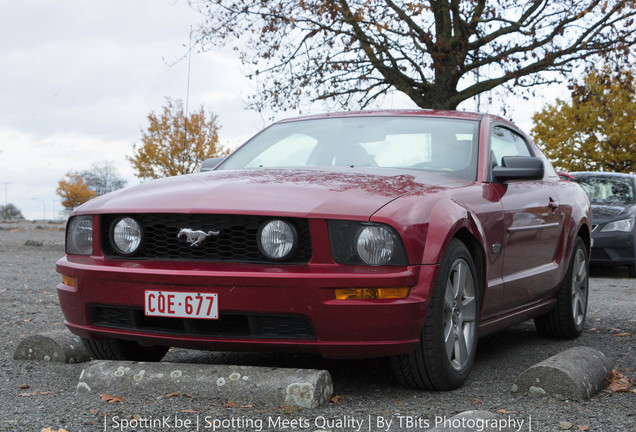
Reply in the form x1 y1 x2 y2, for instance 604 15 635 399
490 126 531 167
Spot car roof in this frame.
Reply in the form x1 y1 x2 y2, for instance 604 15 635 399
571 171 636 179
275 109 489 124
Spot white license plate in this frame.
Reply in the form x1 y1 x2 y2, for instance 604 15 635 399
144 290 218 320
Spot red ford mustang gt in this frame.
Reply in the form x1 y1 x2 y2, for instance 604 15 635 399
57 110 591 390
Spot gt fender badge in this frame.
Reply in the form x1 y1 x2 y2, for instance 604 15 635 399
492 243 501 254
177 228 220 247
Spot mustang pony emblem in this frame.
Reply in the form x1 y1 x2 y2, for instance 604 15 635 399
177 228 220 247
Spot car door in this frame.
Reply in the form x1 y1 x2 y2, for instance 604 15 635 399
490 125 565 311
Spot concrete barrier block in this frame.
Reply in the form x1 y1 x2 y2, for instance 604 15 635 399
13 330 91 364
512 346 613 400
77 360 333 408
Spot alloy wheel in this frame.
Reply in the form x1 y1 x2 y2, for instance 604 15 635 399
571 248 588 327
443 258 477 372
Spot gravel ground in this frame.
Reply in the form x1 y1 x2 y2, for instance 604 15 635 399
0 220 634 432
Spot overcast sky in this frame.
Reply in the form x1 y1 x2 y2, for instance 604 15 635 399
0 0 561 220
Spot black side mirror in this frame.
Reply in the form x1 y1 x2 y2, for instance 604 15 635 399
493 156 544 181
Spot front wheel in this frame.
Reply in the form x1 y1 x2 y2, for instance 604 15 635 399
82 337 169 362
534 237 589 339
392 239 480 390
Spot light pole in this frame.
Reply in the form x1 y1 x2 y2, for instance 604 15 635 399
31 197 46 220
3 182 9 207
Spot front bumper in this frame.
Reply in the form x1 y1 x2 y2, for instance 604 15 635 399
590 229 635 266
56 256 434 359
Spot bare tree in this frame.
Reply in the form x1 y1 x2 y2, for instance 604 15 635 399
80 161 127 196
192 0 636 111
0 204 24 221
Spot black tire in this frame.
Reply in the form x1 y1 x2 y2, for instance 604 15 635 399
534 237 589 339
82 337 169 362
628 263 636 278
391 239 480 390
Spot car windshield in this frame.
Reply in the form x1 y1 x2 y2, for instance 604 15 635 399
574 175 635 205
217 116 480 181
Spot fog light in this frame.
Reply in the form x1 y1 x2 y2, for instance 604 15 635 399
111 217 143 256
335 287 410 300
258 219 297 260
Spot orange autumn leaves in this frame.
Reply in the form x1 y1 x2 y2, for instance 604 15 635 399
532 67 636 173
128 98 228 180
56 171 96 212
100 393 125 403
605 369 635 394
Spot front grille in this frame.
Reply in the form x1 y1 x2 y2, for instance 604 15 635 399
90 305 316 339
616 247 634 258
591 247 634 261
100 214 312 264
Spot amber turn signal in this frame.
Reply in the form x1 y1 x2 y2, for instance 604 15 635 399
62 275 76 287
335 287 410 300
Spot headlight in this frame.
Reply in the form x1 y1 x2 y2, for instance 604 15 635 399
110 217 143 256
328 221 408 266
601 218 635 233
66 215 93 255
356 226 397 265
258 219 297 260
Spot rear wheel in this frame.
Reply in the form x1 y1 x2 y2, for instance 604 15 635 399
392 239 479 390
534 237 589 338
82 337 169 362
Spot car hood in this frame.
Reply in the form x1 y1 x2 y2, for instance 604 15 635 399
76 168 467 219
591 204 636 223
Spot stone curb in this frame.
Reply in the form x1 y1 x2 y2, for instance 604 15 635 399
512 346 613 400
426 410 521 432
77 360 333 409
13 330 91 364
